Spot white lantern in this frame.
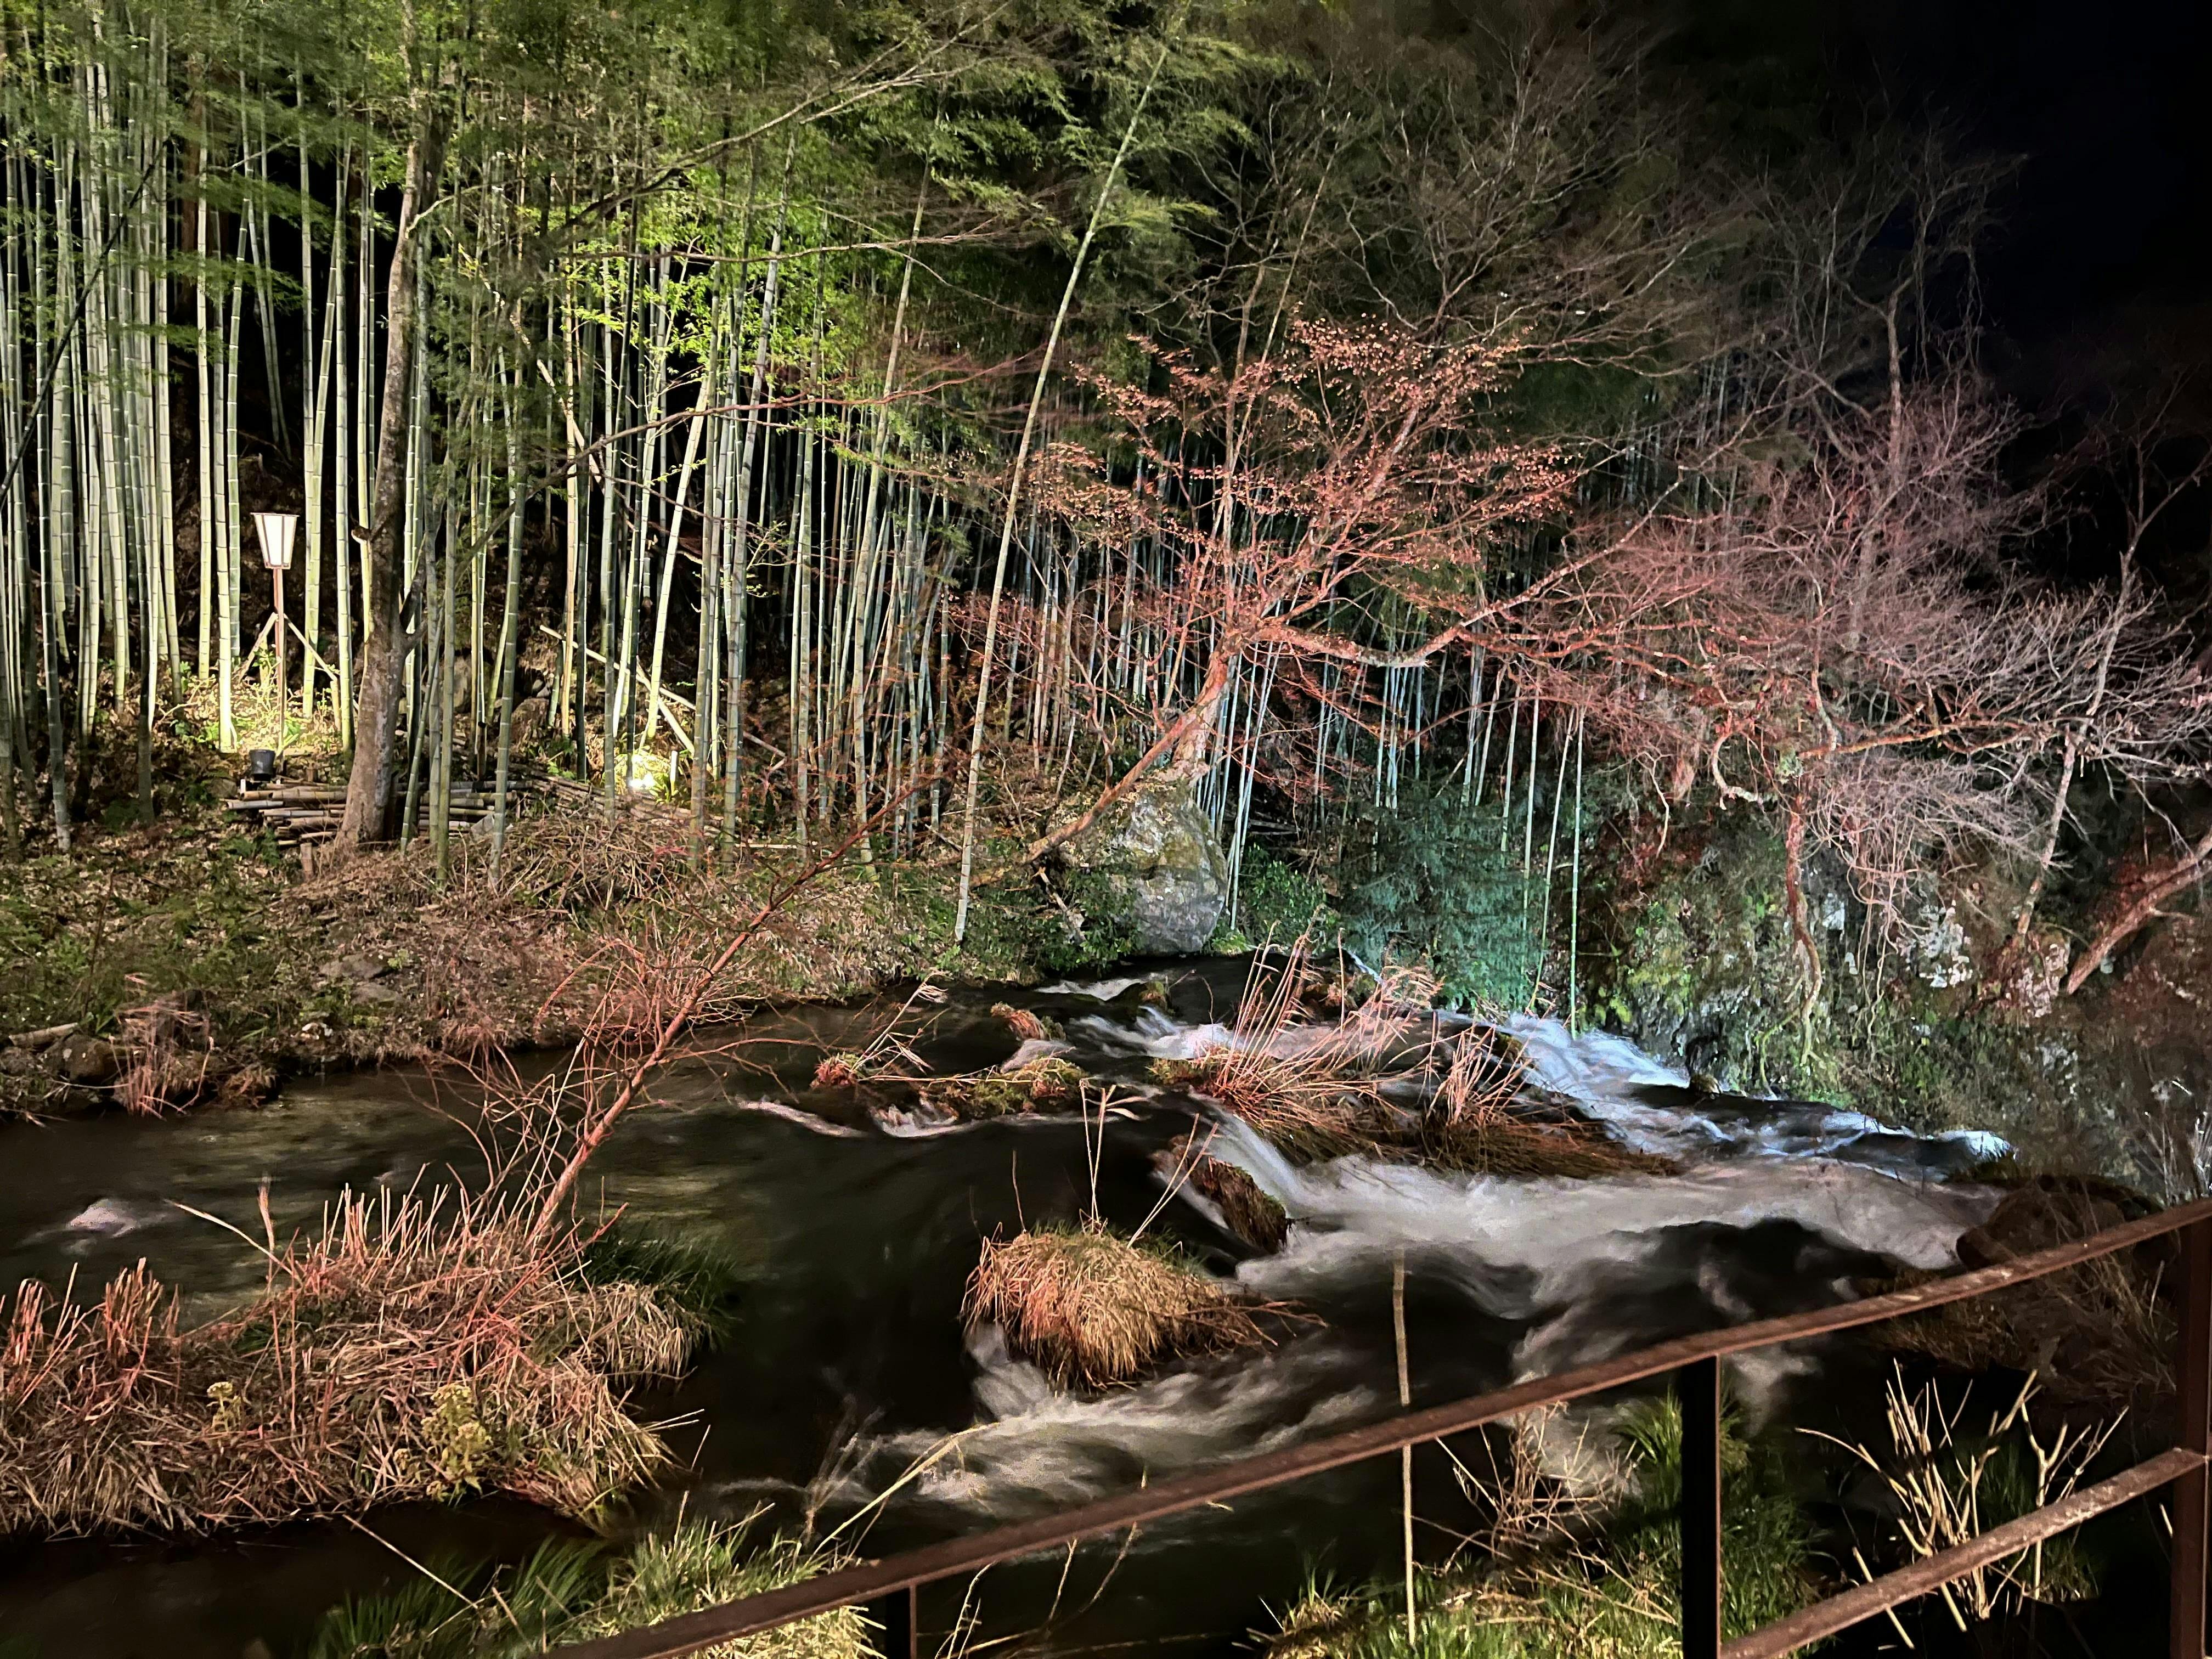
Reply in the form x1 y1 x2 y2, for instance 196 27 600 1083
252 511 298 570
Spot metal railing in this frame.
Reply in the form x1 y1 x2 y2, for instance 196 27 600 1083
553 1194 2212 1659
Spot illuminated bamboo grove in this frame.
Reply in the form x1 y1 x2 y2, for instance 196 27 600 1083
0 4 1580 870
4 0 2206 986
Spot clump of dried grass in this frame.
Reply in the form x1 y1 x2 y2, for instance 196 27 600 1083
811 1052 871 1088
1808 1367 2117 1624
1191 1064 1379 1159
1165 951 1399 1159
1876 1252 2173 1413
964 1221 1269 1387
488 806 698 916
1156 1131 1290 1252
1171 947 1658 1184
116 990 215 1114
1425 1114 1678 1181
0 1187 697 1537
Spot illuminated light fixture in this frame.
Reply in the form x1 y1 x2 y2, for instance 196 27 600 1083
252 511 301 756
252 510 297 569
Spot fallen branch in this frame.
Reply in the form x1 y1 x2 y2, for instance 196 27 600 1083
2063 822 2212 995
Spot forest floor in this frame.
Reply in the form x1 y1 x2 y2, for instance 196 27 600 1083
0 727 1067 1118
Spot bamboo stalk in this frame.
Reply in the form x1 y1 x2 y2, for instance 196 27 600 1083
953 41 1166 940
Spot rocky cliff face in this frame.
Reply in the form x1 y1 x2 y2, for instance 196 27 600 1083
1578 811 2166 1181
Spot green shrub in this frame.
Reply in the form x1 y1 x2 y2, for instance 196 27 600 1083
1039 867 1141 971
1233 845 1337 946
1338 786 1545 1011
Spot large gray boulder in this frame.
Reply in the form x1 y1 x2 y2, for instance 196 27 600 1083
1058 772 1229 956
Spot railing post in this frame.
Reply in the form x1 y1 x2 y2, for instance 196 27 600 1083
2176 1219 2212 1659
1680 1356 1723 1659
867 1583 918 1659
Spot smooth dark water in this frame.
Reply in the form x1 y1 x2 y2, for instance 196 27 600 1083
0 961 2100 1658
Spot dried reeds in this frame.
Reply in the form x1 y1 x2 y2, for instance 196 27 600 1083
1171 947 1664 1184
964 1221 1269 1387
1808 1367 2117 1626
1170 949 1403 1158
116 991 216 1114
0 1187 696 1536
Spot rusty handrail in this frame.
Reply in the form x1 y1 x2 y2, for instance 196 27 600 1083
550 1192 2212 1659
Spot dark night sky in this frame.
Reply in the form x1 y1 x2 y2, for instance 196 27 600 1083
1676 0 2212 410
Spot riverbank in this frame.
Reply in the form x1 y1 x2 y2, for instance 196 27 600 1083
0 953 2187 1657
0 778 1072 1119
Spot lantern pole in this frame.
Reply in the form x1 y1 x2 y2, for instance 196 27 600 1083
253 513 300 760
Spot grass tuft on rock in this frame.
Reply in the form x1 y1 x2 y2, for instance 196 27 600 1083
581 1226 746 1342
964 1221 1269 1387
307 1519 871 1659
1423 1115 1678 1181
989 1002 1062 1042
921 1056 1085 1119
564 1522 873 1659
0 1188 698 1536
1159 1132 1290 1252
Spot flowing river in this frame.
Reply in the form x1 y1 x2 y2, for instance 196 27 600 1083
0 958 2035 1657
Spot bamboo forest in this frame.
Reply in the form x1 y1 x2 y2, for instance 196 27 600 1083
4 1 2212 1655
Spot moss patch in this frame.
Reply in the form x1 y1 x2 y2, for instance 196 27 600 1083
919 1056 1085 1119
1579 808 2141 1171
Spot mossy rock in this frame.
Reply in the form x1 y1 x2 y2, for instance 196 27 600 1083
1149 1056 1217 1089
1160 1134 1290 1252
921 1056 1085 1119
1056 773 1228 956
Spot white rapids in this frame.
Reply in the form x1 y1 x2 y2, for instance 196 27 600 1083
866 994 2008 1525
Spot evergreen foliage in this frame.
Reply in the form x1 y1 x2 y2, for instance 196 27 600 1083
1338 786 1546 1012
1221 843 1336 950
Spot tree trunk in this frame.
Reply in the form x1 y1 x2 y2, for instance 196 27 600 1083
2063 825 2212 996
337 104 449 849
